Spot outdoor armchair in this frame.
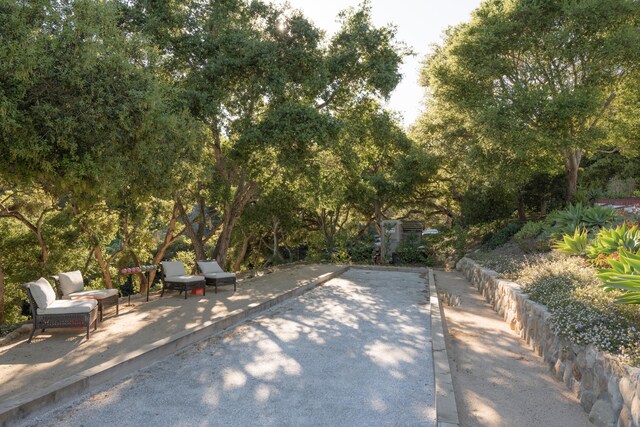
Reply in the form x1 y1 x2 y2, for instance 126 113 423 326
52 271 119 322
196 260 237 293
160 261 206 299
22 278 98 343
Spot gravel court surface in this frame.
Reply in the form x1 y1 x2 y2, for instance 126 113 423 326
21 269 435 427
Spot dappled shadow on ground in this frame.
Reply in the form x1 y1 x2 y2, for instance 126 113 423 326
435 270 590 427
27 269 435 427
0 264 340 404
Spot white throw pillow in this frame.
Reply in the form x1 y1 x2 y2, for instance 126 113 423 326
197 261 224 274
58 270 85 296
29 277 57 308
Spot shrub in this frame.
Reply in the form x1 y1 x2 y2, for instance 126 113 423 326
516 255 640 356
459 184 517 226
421 226 467 267
607 177 636 198
513 221 544 240
394 233 428 265
345 237 376 264
484 222 522 250
512 221 550 253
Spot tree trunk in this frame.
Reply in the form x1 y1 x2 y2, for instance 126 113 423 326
93 245 114 289
541 200 548 217
517 193 526 222
272 218 279 259
373 201 383 236
212 180 256 268
213 222 233 268
233 233 252 272
565 149 582 203
0 249 5 325
176 197 207 262
130 251 149 293
72 205 120 289
149 201 183 285
0 207 50 271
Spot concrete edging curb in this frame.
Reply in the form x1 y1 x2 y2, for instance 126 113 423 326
0 267 349 427
429 268 460 427
348 265 428 273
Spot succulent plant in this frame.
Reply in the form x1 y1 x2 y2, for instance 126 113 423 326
588 222 640 259
597 249 640 304
553 228 589 256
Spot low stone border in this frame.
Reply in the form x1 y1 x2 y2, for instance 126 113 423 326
457 257 639 427
0 267 348 427
429 269 460 427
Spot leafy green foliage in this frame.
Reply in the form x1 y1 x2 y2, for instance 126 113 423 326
394 233 428 265
460 184 516 226
553 229 589 256
513 221 548 253
514 255 640 358
344 237 376 264
513 221 544 241
546 204 618 236
484 223 522 250
588 223 640 259
598 250 640 304
0 0 421 325
421 0 640 201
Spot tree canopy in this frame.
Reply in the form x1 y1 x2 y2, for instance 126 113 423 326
0 0 427 325
421 0 640 202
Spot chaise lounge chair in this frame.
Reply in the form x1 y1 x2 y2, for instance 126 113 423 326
22 278 98 342
196 260 236 293
160 261 206 299
52 271 119 322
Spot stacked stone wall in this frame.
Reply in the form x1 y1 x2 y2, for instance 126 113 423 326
456 257 640 427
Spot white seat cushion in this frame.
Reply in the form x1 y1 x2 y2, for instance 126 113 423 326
203 272 236 280
66 289 118 300
161 261 187 277
37 299 97 315
197 261 224 274
165 275 205 284
58 271 85 296
29 278 57 309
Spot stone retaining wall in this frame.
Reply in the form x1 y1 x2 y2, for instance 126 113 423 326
456 257 640 427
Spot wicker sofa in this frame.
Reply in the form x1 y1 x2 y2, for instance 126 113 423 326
23 278 98 342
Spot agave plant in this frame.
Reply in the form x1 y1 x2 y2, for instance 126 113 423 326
547 204 619 237
582 205 618 229
547 203 585 236
588 223 640 259
597 249 640 304
553 228 589 256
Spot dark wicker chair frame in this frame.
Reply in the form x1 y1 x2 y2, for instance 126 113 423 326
22 283 98 343
160 266 206 299
51 275 119 322
203 275 236 294
196 261 237 293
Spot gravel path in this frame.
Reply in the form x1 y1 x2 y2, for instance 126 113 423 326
435 269 591 427
21 269 435 427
